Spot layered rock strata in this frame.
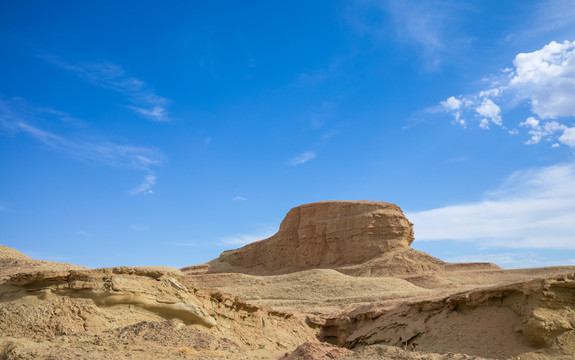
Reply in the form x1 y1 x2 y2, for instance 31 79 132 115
211 201 418 273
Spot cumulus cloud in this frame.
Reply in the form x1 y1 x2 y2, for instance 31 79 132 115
519 117 567 144
406 162 575 249
475 98 502 129
440 96 465 126
559 126 575 146
441 96 461 111
510 40 575 119
289 151 316 166
39 54 170 122
440 40 575 146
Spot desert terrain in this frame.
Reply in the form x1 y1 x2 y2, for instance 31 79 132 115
1 201 575 359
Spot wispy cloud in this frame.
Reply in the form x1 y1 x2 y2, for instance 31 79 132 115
76 231 94 237
445 251 570 269
233 196 247 201
346 0 472 67
130 224 150 231
406 162 575 249
39 54 170 122
309 102 337 129
220 228 277 247
440 40 575 147
0 98 162 194
523 0 575 40
296 55 351 87
289 151 316 166
128 174 156 195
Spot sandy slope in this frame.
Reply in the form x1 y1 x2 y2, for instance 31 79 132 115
185 264 575 360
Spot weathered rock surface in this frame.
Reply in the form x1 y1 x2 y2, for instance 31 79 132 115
5 266 216 328
3 199 575 360
0 251 319 359
190 201 433 275
281 342 353 359
340 273 575 359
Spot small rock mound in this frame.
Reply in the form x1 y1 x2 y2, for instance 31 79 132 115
0 245 31 260
0 245 87 278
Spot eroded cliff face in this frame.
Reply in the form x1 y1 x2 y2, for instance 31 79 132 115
338 273 575 359
215 201 416 273
0 265 319 359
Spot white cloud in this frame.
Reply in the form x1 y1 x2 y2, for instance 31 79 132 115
0 98 162 194
445 251 569 269
440 96 465 126
220 229 277 247
440 40 575 146
39 54 170 122
346 1 474 68
528 0 575 38
519 117 539 128
233 196 247 201
128 105 168 122
406 162 575 249
289 151 316 166
559 126 575 146
520 119 568 144
475 98 502 127
441 96 461 111
128 174 156 195
510 40 575 119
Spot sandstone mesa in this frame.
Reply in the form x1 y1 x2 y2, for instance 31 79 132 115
1 200 575 360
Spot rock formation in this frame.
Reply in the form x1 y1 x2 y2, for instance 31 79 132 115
341 273 575 359
193 201 437 275
4 200 575 360
0 254 319 359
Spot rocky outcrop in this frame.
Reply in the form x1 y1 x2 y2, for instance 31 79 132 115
4 266 217 329
341 273 575 359
0 259 320 358
199 201 419 274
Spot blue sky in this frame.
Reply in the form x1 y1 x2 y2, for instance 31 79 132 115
1 1 575 269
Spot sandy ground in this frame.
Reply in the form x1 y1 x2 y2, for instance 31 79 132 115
185 264 575 315
2 242 575 359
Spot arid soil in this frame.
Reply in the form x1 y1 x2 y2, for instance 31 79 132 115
2 201 575 359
